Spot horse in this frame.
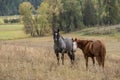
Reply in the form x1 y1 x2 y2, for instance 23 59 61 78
73 38 106 69
53 29 76 65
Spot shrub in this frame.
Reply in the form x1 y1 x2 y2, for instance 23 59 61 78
0 18 4 24
4 18 21 24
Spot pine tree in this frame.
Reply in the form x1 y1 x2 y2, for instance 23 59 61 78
83 0 97 26
104 0 119 24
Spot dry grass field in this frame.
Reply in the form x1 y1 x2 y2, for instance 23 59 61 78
0 34 120 80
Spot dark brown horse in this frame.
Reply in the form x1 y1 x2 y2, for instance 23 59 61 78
73 38 106 69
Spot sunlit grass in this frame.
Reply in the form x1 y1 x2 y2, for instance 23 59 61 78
0 31 29 40
0 24 23 31
0 24 29 40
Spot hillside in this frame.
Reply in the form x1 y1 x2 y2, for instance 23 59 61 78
77 24 120 39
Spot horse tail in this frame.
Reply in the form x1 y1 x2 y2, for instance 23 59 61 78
99 41 106 67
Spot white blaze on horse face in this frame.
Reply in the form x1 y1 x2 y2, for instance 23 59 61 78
73 42 77 52
55 32 58 41
55 33 58 36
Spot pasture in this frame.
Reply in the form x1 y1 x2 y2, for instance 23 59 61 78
0 0 120 79
0 33 120 80
0 24 29 40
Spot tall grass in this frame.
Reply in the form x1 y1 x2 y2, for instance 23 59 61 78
0 24 120 79
0 36 120 80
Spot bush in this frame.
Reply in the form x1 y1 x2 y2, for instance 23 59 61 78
4 18 21 24
0 18 4 24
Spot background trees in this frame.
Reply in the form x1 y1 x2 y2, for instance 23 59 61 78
61 0 81 32
19 1 51 36
37 2 51 36
19 2 34 36
0 0 42 16
83 0 97 26
104 0 120 24
1 0 119 36
18 0 120 36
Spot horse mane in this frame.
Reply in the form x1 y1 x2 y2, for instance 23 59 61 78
61 36 64 40
77 40 93 49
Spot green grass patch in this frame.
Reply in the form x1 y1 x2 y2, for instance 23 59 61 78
0 24 23 31
0 24 120 40
0 24 29 40
0 18 4 24
108 32 120 39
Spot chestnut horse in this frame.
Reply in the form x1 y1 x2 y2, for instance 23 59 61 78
73 38 106 69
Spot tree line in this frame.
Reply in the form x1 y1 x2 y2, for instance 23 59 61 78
19 0 120 36
0 0 42 16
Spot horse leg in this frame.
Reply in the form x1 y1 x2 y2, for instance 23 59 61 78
55 53 60 65
91 56 95 66
69 51 75 64
68 52 73 64
71 51 75 64
96 56 101 67
61 53 64 65
101 56 105 68
84 55 88 70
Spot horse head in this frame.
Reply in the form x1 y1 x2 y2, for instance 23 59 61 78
72 38 78 52
53 28 60 43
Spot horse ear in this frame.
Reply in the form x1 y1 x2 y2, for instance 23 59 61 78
72 38 74 41
57 28 59 32
75 38 77 41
